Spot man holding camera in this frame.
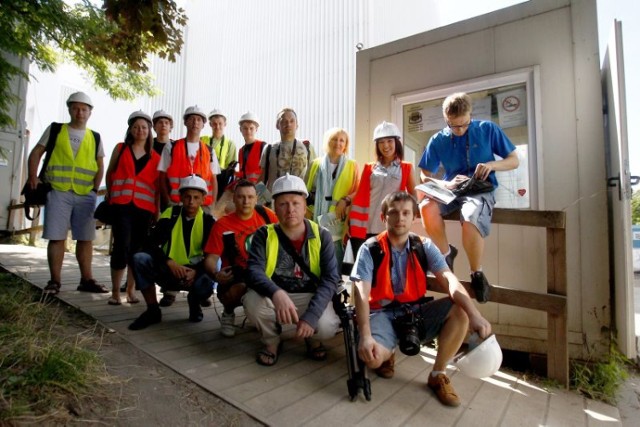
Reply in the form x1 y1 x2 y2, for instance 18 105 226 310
203 179 278 337
351 191 491 407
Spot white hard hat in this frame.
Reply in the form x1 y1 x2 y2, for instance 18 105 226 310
238 111 260 126
373 121 401 140
454 334 503 379
208 109 226 120
66 92 93 108
179 175 208 194
152 110 173 123
183 105 207 121
272 173 309 198
127 110 152 126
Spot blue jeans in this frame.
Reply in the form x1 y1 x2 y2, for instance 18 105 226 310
131 252 214 300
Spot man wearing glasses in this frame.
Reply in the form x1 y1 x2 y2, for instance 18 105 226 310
417 92 519 303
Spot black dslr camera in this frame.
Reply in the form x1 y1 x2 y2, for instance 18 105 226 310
393 310 426 356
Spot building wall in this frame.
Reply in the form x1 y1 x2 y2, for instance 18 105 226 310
355 0 610 359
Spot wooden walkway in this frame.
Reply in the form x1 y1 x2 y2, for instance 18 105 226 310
0 244 623 426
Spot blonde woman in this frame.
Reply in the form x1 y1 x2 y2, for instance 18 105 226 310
306 128 359 272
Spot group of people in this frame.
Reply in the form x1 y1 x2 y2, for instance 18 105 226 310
27 91 518 407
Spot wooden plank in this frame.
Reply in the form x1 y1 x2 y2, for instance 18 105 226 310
500 377 549 426
545 390 586 426
443 208 565 229
546 227 568 387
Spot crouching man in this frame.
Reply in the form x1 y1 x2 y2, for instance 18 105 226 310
351 191 491 406
244 173 340 366
128 175 216 330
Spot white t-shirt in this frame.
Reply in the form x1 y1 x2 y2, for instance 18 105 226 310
157 140 221 174
37 124 105 158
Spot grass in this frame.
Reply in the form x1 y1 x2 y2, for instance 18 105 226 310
570 343 631 404
0 271 111 423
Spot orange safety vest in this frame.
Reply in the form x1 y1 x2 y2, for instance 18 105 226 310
368 231 428 310
349 161 412 239
237 140 265 182
109 143 160 214
166 139 214 206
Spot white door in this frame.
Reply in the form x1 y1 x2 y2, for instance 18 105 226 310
602 20 637 358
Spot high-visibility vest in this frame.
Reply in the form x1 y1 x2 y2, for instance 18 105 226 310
349 161 412 239
306 157 357 215
161 207 205 266
109 143 160 214
45 124 98 195
264 220 321 279
368 231 428 310
202 135 235 169
237 140 265 182
166 139 214 206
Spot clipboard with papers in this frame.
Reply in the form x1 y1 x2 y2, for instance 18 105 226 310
415 181 457 205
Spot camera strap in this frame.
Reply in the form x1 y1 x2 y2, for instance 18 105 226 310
273 224 322 286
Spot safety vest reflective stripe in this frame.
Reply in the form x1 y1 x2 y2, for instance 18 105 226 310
166 139 214 205
45 124 98 195
369 231 428 310
109 143 160 213
349 161 412 239
162 207 205 266
265 221 321 279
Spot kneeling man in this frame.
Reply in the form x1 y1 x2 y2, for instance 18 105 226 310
351 191 491 406
244 173 340 366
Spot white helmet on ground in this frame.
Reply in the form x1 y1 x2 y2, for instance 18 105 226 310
373 121 401 140
66 92 93 109
179 175 208 194
183 105 207 121
127 110 152 126
152 110 173 124
208 109 226 120
454 334 503 379
272 173 309 198
238 111 260 126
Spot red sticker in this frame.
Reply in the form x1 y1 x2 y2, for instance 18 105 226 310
517 189 526 196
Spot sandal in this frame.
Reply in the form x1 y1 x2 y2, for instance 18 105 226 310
43 280 61 295
107 297 122 306
305 339 327 361
126 295 140 304
256 342 282 366
77 279 109 294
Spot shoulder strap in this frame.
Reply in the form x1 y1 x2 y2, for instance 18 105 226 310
254 205 272 224
264 144 273 185
303 140 311 165
169 205 182 228
408 233 430 274
365 236 384 288
273 224 321 285
39 122 63 179
91 130 101 160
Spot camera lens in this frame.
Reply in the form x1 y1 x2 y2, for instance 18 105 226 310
399 325 422 356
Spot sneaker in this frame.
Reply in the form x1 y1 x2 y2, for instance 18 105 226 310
159 293 176 307
374 353 395 379
428 373 460 407
77 279 109 293
128 307 162 330
220 311 236 337
187 292 203 322
444 245 458 272
43 280 61 295
470 271 491 303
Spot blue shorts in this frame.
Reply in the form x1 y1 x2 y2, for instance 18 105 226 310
43 189 97 241
367 297 454 352
439 191 495 237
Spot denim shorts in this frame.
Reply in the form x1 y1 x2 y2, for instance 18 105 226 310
43 189 97 241
367 297 454 352
439 191 495 237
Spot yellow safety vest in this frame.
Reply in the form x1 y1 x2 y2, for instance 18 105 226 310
45 124 98 195
202 135 234 169
162 207 205 266
306 157 357 214
265 221 321 279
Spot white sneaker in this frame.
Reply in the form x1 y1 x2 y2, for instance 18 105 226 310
220 311 235 337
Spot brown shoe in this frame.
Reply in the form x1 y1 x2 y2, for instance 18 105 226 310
428 373 460 407
375 353 395 379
